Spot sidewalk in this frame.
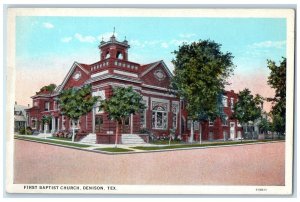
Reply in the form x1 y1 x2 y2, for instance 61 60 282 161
15 134 282 154
14 134 153 152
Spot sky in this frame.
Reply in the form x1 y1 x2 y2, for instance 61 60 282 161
15 16 286 112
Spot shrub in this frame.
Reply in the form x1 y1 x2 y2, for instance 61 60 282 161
19 126 33 135
139 128 151 134
19 127 26 135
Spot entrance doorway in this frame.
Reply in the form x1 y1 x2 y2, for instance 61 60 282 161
95 115 103 133
230 122 235 139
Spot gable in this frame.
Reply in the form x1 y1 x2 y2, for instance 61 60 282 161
59 62 90 91
140 61 172 88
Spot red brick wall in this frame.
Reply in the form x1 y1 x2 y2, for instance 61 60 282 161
63 66 90 90
141 64 171 89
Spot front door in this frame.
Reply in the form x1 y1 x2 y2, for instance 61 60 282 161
95 115 103 133
230 122 235 139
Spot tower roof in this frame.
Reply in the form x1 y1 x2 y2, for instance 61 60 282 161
98 34 130 49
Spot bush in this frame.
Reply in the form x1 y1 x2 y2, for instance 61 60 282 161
139 128 151 134
19 126 33 135
52 130 72 139
19 127 25 135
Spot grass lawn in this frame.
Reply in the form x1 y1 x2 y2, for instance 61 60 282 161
132 139 281 151
15 136 91 148
95 147 134 152
47 137 72 141
151 139 183 145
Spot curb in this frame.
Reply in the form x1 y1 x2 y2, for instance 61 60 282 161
14 136 285 155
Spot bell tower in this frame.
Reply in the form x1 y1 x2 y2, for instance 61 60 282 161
98 31 130 61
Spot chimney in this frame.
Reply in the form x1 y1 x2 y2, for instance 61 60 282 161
15 101 17 105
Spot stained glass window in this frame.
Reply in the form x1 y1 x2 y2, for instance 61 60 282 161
152 102 168 130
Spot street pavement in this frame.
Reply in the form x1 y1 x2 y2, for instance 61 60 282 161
13 139 285 185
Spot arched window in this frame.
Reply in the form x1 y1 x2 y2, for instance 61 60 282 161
152 105 168 130
222 115 228 126
116 51 123 59
32 119 36 129
105 51 110 59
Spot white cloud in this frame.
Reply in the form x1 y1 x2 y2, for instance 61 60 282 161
251 40 286 49
179 33 196 38
61 37 72 43
128 39 161 48
43 22 54 29
170 39 191 46
129 40 142 47
74 33 96 43
161 42 169 48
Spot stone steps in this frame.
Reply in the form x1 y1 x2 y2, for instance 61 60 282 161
79 133 97 144
121 134 146 144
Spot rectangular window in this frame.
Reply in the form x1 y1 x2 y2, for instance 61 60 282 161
230 98 234 111
237 121 242 127
95 115 103 133
209 132 214 140
209 119 214 126
33 101 39 107
223 131 228 140
172 102 179 129
152 111 168 129
222 115 228 126
187 120 192 130
140 100 147 128
140 110 146 128
187 120 199 130
194 121 199 130
32 119 37 129
124 116 130 126
151 101 168 130
45 102 50 111
222 96 228 107
53 101 58 110
172 113 177 129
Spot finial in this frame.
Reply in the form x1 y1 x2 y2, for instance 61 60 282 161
100 36 105 44
124 36 128 44
113 27 115 36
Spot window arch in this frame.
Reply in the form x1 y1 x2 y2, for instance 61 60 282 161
105 51 110 59
222 115 228 126
152 104 168 130
116 51 123 59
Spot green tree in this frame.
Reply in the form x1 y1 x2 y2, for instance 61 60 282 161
37 83 57 94
41 115 52 133
171 39 235 143
58 85 98 142
267 58 286 136
99 86 146 148
232 89 263 139
258 117 270 135
41 115 52 124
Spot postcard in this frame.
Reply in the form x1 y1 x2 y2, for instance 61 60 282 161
5 8 295 195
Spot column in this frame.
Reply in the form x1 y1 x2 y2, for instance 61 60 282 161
39 121 42 132
92 107 95 133
62 115 65 130
130 113 133 134
57 118 60 131
51 117 55 133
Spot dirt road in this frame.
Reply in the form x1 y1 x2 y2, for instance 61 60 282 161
13 140 285 185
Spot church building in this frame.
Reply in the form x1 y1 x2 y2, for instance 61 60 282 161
26 33 242 144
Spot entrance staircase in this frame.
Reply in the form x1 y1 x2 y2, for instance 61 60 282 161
121 134 146 144
79 133 97 144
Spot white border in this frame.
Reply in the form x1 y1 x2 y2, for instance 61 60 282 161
5 7 295 195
